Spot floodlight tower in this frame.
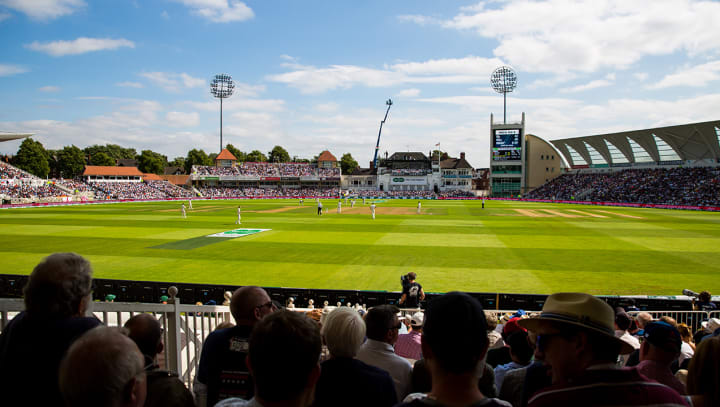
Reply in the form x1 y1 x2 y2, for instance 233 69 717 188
373 98 393 170
210 73 235 152
490 66 517 124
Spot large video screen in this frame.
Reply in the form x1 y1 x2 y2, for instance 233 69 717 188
492 128 522 161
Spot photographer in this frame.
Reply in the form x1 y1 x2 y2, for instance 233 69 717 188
686 290 717 312
399 272 425 309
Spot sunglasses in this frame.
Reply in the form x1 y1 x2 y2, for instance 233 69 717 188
535 333 567 351
256 301 274 310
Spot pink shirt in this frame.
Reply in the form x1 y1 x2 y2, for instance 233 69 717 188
394 330 422 360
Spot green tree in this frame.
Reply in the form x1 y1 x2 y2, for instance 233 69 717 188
138 150 167 175
185 149 213 173
268 145 290 163
13 138 50 178
90 152 116 166
208 153 218 163
225 144 246 162
246 150 268 162
56 145 86 178
168 157 185 169
339 153 359 175
84 144 136 161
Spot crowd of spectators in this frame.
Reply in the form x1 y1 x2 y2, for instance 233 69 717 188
146 180 195 198
193 163 341 178
3 254 720 407
52 178 93 193
199 187 341 198
0 182 65 198
527 167 720 206
1 161 30 179
91 181 169 200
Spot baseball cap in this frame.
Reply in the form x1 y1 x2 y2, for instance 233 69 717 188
410 312 424 327
701 318 720 333
503 317 527 336
643 321 682 353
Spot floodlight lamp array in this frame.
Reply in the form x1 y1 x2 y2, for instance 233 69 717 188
210 73 235 98
490 66 517 94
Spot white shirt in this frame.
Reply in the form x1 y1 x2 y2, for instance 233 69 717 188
679 341 694 365
356 339 412 402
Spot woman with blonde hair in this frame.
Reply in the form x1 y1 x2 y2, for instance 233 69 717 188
676 323 695 366
686 336 720 407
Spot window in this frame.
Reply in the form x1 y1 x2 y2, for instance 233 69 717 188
653 134 681 161
546 167 549 172
628 137 653 162
551 167 554 172
565 144 587 165
605 140 629 164
584 142 607 165
551 155 554 160
541 155 544 160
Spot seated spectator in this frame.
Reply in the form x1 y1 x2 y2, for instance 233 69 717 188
314 307 397 407
494 330 533 392
637 321 686 395
215 310 322 407
409 358 498 399
486 312 503 350
686 336 720 407
699 318 720 343
356 304 413 402
396 292 510 407
194 286 277 407
59 326 147 407
124 314 194 407
676 323 695 366
634 312 653 336
615 310 640 365
519 292 687 407
395 311 424 361
0 253 102 405
487 316 526 367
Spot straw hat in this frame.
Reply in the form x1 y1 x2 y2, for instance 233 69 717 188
518 292 634 354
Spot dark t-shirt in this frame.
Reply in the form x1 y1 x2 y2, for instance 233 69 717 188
145 369 195 407
403 282 423 307
197 325 254 406
395 396 511 407
315 357 397 407
0 311 102 406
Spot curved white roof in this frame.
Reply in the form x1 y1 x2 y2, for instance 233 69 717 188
0 132 34 142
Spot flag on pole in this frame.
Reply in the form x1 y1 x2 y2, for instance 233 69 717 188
435 143 440 146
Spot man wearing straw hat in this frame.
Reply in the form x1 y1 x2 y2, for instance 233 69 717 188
519 293 688 407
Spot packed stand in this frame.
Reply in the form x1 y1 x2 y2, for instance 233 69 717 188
91 181 168 200
0 182 65 198
52 178 94 193
199 187 340 198
527 167 720 206
193 163 340 178
146 180 194 198
1 160 32 179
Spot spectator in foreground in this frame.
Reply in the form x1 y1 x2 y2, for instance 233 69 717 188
59 326 146 407
314 307 397 407
215 310 321 407
395 311 424 360
124 314 195 407
637 321 686 395
397 292 511 407
686 336 720 407
519 292 688 407
356 304 413 401
0 252 102 405
194 286 277 407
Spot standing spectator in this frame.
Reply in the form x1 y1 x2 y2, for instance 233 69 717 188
194 286 277 407
396 312 424 360
215 310 322 407
399 272 425 308
518 292 687 407
396 292 511 407
0 253 102 406
314 307 397 407
356 304 413 402
686 336 720 407
124 314 194 407
59 326 147 407
637 321 686 395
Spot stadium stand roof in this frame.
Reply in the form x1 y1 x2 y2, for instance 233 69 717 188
216 148 237 161
82 166 144 176
550 120 720 168
142 173 163 181
161 174 190 185
0 132 33 142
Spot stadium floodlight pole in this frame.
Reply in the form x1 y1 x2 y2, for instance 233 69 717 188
373 99 393 169
490 66 517 124
210 73 235 152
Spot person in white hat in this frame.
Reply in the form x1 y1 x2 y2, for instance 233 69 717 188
699 317 720 343
518 292 688 407
395 312 424 360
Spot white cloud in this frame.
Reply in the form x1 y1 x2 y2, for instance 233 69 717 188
116 81 144 88
166 111 199 127
0 0 85 20
560 74 615 93
174 0 254 23
0 63 28 76
139 72 205 92
397 14 440 26
161 10 169 19
648 60 720 89
268 55 504 94
397 88 420 98
634 72 649 81
407 0 720 73
26 37 134 56
39 85 60 92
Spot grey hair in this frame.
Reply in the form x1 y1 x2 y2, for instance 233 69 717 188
59 326 145 407
636 312 653 328
24 253 93 318
321 307 366 358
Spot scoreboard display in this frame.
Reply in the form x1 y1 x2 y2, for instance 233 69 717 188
492 129 522 161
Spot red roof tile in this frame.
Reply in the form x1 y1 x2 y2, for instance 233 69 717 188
83 166 143 176
318 150 337 162
216 149 237 161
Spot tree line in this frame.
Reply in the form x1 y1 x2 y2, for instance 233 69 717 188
6 139 360 179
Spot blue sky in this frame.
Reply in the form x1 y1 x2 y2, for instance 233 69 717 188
1 0 719 168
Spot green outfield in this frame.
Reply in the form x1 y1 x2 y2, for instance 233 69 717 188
1 199 719 295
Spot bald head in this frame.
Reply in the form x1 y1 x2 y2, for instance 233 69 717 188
124 314 163 358
60 326 146 407
230 286 275 325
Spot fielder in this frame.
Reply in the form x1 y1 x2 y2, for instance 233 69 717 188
363 197 366 205
181 203 186 219
351 199 355 208
337 200 342 214
370 202 376 220
236 206 241 224
317 201 323 216
482 197 485 209
189 200 193 210
417 201 421 214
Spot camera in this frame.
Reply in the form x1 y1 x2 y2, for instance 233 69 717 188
682 289 699 298
401 274 410 291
